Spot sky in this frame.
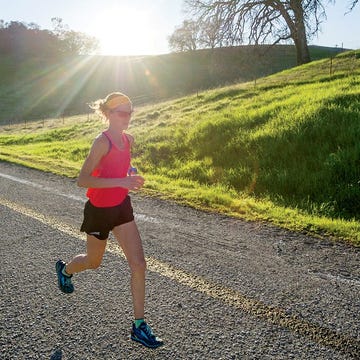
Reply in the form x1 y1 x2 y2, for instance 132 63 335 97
0 0 359 56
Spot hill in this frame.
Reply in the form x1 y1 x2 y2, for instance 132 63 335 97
0 49 359 245
0 45 345 124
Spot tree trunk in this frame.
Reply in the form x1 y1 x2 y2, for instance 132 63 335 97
291 2 311 65
294 34 311 65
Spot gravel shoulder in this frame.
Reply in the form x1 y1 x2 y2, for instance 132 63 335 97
1 161 359 359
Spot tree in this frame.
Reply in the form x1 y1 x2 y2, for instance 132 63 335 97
184 0 342 65
168 20 201 52
51 17 99 55
198 17 233 49
181 1 359 64
0 19 99 59
349 0 358 10
0 21 58 59
171 1 359 60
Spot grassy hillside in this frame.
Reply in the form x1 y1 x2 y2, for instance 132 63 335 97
0 45 344 124
0 50 359 245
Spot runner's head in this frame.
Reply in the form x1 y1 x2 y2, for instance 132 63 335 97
89 92 132 118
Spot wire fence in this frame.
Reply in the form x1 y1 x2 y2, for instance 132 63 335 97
0 93 154 129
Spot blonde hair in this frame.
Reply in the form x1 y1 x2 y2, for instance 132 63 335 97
89 92 132 117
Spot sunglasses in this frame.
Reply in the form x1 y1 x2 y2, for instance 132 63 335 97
111 109 134 117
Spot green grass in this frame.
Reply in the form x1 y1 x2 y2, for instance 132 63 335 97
1 50 359 246
0 45 344 124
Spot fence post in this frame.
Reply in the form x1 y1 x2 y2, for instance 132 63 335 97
329 57 333 76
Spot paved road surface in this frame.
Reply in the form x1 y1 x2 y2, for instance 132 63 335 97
0 161 359 359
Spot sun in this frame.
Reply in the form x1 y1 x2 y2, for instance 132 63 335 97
90 5 158 56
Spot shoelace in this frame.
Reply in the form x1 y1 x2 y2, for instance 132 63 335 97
140 323 155 339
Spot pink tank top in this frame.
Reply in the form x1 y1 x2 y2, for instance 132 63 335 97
86 131 131 207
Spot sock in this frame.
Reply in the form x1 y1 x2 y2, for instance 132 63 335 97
134 318 145 328
61 266 71 277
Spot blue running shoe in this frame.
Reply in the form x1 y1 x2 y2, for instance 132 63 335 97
131 321 164 348
55 260 74 294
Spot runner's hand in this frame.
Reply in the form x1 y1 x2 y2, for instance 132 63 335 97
120 175 144 190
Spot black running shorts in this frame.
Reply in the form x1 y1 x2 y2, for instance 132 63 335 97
80 196 134 240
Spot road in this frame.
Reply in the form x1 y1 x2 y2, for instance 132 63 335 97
0 161 359 359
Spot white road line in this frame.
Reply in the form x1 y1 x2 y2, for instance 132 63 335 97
0 172 85 202
0 171 161 224
308 270 360 287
